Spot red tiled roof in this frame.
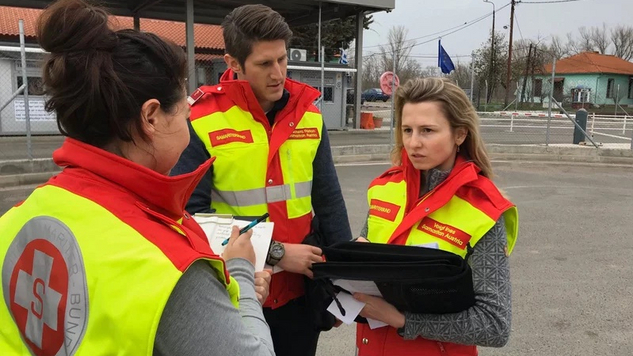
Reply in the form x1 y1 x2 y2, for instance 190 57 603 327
543 52 633 75
0 6 224 50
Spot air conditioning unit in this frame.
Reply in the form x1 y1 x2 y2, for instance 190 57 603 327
289 48 307 62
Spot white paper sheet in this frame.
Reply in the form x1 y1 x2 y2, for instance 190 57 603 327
327 292 365 325
194 215 274 272
366 318 388 329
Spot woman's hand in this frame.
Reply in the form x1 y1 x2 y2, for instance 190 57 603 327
354 293 405 329
222 226 256 266
254 270 272 304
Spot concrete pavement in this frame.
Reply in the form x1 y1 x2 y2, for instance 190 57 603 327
0 156 632 356
316 162 633 356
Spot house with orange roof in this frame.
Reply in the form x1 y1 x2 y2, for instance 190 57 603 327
530 52 633 108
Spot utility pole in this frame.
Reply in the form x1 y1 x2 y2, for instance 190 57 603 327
504 0 516 107
484 0 496 104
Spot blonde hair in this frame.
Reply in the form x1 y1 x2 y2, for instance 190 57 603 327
391 77 493 179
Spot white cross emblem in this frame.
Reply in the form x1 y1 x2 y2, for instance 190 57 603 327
13 249 63 349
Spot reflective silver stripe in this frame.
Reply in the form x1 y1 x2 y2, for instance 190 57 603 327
212 181 313 207
266 185 292 203
294 181 313 199
212 187 267 206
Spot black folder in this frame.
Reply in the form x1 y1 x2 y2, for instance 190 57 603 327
311 241 476 315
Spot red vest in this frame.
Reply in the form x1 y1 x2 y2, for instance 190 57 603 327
357 155 517 356
189 69 323 308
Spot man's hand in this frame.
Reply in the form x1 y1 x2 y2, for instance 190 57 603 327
354 293 405 329
254 270 272 304
356 237 370 243
276 243 322 279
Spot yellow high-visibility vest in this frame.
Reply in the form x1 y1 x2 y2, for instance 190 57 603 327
0 184 238 356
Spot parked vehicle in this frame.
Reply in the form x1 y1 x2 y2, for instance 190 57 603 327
346 89 365 105
362 88 390 102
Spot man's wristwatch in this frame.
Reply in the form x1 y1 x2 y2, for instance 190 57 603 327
266 241 285 266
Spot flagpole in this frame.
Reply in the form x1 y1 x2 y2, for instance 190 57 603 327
438 38 441 72
390 51 397 147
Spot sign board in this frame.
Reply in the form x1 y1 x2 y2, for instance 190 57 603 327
14 98 56 121
380 71 400 96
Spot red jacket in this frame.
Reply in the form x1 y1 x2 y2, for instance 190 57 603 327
45 138 230 280
357 154 515 356
189 69 323 308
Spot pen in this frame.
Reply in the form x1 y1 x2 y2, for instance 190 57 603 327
221 213 269 246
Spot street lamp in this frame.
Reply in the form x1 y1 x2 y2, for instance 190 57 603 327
483 0 495 105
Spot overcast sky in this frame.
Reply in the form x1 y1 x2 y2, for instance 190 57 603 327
361 0 625 67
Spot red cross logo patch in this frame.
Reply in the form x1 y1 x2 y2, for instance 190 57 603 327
2 217 88 356
9 240 67 355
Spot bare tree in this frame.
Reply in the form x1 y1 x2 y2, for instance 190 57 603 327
362 54 380 89
549 35 571 59
420 66 440 77
611 25 633 61
578 27 596 52
377 26 424 85
591 24 610 54
448 62 473 89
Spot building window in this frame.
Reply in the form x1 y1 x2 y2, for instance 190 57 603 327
606 78 615 99
16 76 45 96
628 77 633 99
313 86 334 103
533 79 542 97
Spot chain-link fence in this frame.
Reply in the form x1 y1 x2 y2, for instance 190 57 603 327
358 45 633 150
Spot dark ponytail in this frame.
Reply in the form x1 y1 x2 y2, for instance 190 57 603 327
37 0 187 148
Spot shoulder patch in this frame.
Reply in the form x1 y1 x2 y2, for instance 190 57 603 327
187 88 205 106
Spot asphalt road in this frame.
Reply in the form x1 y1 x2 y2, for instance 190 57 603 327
1 159 632 356
2 122 631 161
316 161 633 356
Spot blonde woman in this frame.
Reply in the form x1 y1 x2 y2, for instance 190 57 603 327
353 78 518 356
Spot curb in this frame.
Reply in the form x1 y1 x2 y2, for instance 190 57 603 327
1 144 632 188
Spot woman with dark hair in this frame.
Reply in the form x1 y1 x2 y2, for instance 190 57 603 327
0 1 274 355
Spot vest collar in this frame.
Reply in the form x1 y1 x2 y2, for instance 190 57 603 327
390 152 480 243
401 150 480 212
52 138 213 221
218 68 321 121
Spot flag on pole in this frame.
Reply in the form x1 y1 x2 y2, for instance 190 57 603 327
438 40 455 74
339 48 348 65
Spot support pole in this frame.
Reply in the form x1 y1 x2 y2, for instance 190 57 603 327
354 12 364 129
186 0 196 94
19 19 32 160
546 56 556 146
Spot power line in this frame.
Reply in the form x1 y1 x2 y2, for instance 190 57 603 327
519 0 581 3
362 2 512 51
409 3 513 49
515 11 524 42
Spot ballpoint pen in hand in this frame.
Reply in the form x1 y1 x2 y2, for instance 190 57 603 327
221 212 270 246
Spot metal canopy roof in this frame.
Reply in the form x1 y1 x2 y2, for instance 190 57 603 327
0 0 394 26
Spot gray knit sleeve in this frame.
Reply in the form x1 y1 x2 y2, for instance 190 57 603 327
153 259 274 356
402 216 512 348
359 212 369 239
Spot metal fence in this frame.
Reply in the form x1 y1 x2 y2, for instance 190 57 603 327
2 17 633 162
